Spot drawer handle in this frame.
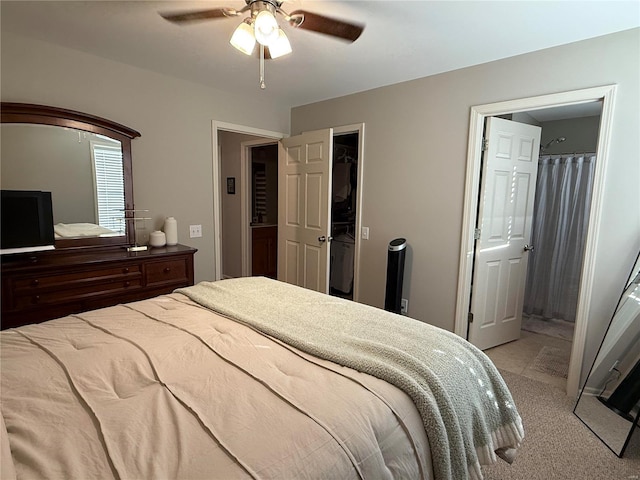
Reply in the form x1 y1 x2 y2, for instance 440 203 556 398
164 267 171 274
32 295 40 304
124 281 130 288
123 267 130 274
31 279 39 287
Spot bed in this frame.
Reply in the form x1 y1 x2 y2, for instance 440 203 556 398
1 277 524 479
54 222 120 239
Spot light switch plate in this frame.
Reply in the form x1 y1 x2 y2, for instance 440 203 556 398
362 226 369 240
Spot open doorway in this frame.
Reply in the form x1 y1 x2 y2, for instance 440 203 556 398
455 85 617 397
247 142 278 279
480 105 602 390
278 123 365 298
212 121 286 281
518 107 601 349
330 132 360 300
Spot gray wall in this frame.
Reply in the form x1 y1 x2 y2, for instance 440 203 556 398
1 31 291 283
540 115 601 154
291 29 640 374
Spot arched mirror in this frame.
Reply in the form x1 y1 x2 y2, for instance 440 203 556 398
1 103 140 249
574 250 640 456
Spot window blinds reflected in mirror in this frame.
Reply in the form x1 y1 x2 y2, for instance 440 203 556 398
91 141 125 234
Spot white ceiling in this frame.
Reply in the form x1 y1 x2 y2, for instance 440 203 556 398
2 1 639 109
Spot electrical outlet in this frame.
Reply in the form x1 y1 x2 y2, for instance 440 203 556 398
362 226 370 240
401 298 408 315
189 224 202 238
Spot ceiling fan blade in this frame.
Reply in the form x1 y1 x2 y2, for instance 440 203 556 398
160 8 238 24
288 10 364 42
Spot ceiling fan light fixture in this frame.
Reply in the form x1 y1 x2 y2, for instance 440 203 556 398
268 28 292 59
160 3 366 90
254 9 279 46
230 20 256 55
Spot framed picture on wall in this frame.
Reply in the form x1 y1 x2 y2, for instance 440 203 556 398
227 177 235 195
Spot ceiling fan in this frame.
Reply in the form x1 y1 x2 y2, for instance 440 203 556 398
160 0 364 88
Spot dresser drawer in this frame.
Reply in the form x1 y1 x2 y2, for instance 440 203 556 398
13 278 143 309
13 265 142 293
145 258 188 286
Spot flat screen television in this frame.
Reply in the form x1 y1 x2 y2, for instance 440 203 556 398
1 190 55 255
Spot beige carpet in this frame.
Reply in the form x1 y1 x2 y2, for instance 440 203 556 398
481 370 639 480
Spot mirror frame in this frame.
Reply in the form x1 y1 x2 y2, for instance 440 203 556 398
573 250 640 457
1 102 141 249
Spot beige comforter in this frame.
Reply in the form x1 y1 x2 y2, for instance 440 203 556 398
178 278 524 480
1 293 433 479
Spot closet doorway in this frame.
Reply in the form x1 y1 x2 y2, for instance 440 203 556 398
330 132 359 300
278 123 364 299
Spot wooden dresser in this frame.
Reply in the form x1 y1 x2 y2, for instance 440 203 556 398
1 244 197 330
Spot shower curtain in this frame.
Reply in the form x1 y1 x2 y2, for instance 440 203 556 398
523 153 596 323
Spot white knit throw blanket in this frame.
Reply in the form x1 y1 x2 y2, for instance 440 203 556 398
176 278 524 480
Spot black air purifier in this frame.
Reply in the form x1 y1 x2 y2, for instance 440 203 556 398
384 238 407 314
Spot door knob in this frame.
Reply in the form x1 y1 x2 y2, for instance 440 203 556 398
318 236 326 243
524 244 535 252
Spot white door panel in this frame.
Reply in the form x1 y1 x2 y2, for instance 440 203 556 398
469 117 541 350
306 172 324 229
285 174 301 226
278 129 332 293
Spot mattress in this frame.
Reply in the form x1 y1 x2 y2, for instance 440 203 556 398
1 278 523 479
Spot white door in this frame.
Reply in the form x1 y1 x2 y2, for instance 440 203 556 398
469 117 541 350
278 129 333 293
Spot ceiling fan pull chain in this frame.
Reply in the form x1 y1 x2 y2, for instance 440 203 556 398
259 44 266 89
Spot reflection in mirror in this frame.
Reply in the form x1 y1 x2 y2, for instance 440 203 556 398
1 102 140 249
1 124 125 239
574 251 640 456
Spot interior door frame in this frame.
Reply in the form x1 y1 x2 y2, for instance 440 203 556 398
332 123 365 302
212 121 286 280
240 138 279 277
454 85 617 398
